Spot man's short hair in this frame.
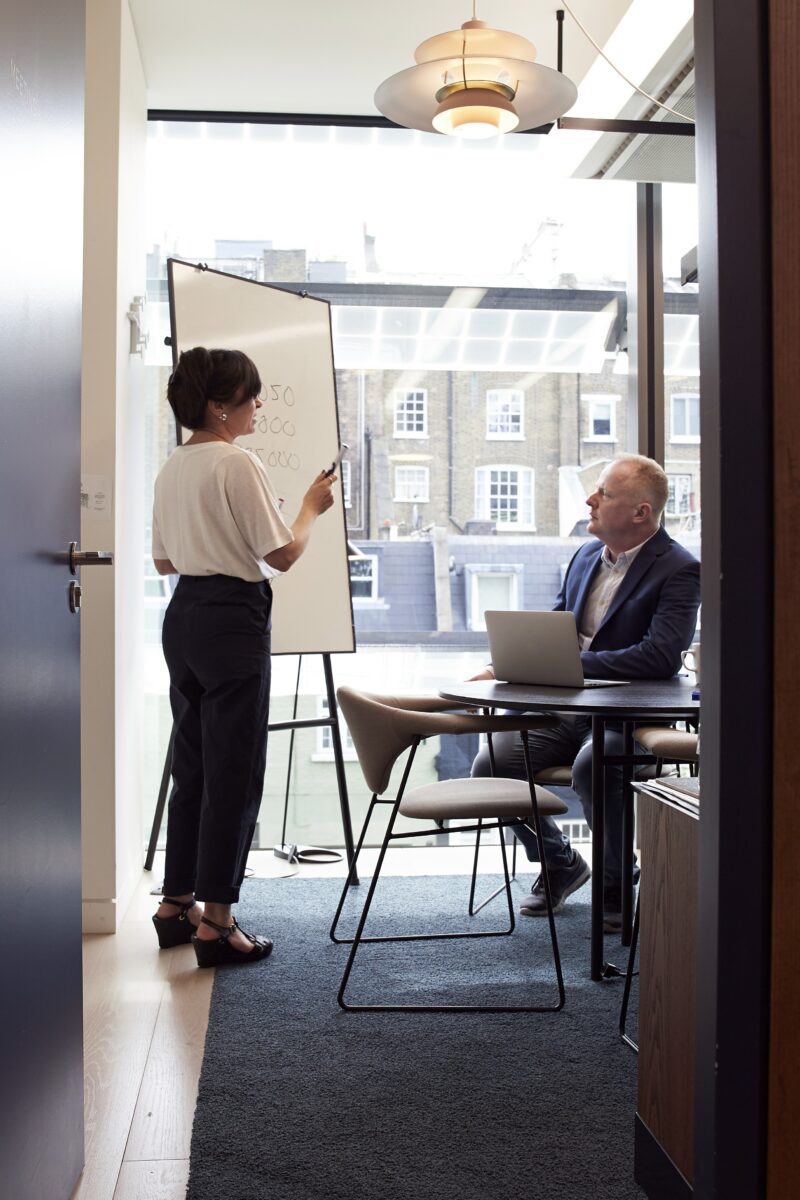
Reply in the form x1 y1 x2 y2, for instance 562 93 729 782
614 454 669 520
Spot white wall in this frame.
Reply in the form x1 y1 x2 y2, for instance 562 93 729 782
81 0 147 933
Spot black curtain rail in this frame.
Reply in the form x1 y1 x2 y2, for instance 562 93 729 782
147 108 554 134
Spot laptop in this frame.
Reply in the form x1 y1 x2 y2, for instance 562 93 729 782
484 610 629 689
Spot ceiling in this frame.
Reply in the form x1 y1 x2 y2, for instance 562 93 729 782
129 0 638 115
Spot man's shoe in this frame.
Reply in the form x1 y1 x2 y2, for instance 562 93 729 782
519 852 591 917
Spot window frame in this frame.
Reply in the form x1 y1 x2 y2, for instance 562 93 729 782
485 388 525 440
583 394 619 443
666 472 693 517
312 696 357 761
474 465 535 532
464 563 523 631
670 392 701 443
393 388 428 438
340 458 352 508
349 553 379 602
394 464 430 502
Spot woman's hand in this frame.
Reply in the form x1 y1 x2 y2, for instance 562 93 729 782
302 470 336 516
265 472 336 571
467 667 495 682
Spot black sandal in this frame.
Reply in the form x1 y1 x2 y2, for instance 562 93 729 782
152 897 198 949
192 915 273 969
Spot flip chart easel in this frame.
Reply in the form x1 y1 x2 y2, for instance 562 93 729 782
145 260 357 876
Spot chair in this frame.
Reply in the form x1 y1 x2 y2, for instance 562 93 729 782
469 764 573 915
633 725 699 775
330 688 569 1013
619 727 699 1050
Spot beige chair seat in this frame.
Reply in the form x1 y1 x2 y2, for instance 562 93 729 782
400 777 568 821
534 765 572 786
634 726 699 762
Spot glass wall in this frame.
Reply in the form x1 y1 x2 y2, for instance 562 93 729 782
142 121 698 851
662 182 700 559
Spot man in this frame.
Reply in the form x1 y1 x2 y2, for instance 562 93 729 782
471 454 700 928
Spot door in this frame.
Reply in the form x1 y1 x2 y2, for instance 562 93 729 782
0 1 86 1196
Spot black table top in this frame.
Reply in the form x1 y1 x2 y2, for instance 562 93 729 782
439 677 699 719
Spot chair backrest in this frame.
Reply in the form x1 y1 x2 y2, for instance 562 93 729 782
336 686 558 798
335 688 429 796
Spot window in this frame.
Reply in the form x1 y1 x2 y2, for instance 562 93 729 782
474 466 535 529
349 554 378 600
486 389 524 439
585 395 618 441
393 389 428 437
341 459 351 508
314 697 356 760
465 565 522 631
667 473 693 517
670 393 700 442
394 465 429 502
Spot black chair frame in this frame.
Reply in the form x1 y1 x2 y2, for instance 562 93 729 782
330 732 566 1014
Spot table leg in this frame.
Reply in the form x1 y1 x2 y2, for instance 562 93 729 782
591 715 605 981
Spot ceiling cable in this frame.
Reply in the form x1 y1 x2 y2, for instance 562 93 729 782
561 1 694 123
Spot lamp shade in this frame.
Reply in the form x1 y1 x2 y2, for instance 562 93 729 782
375 17 577 137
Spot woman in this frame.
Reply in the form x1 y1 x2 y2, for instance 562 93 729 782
151 346 335 967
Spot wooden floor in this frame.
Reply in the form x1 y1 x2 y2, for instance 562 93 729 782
71 843 520 1200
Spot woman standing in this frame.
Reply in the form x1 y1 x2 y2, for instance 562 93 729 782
151 347 336 967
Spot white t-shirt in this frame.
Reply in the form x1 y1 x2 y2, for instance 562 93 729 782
152 443 293 582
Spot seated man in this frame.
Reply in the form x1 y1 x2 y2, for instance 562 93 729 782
471 454 700 928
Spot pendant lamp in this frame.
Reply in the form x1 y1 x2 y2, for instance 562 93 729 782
374 14 578 140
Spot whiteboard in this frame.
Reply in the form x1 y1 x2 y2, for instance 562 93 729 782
168 259 355 655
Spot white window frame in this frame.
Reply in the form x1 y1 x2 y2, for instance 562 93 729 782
394 465 430 502
465 565 522 631
312 696 357 761
340 459 352 508
486 389 525 440
349 553 379 602
393 389 428 438
666 473 693 517
670 392 701 443
583 394 619 442
474 465 535 531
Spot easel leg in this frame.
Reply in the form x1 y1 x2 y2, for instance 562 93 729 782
324 653 358 882
145 723 175 872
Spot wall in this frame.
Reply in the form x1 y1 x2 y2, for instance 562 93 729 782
81 0 147 932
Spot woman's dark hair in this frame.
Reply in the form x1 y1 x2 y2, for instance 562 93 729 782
166 347 262 430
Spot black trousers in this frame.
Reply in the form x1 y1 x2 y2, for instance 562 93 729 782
161 575 273 904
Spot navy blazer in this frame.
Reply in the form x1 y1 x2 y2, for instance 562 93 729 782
554 526 700 680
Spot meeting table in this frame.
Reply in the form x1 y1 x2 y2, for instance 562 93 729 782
438 677 699 981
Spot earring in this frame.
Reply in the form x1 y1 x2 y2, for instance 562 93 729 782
219 412 228 422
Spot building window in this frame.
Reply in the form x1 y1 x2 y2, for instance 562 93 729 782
585 395 619 441
393 389 428 437
670 393 700 442
340 459 352 508
394 465 429 502
349 554 378 601
464 564 522 631
558 819 591 842
486 389 524 439
666 473 693 517
313 697 357 760
474 466 535 530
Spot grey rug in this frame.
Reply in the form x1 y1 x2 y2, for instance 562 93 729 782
187 875 642 1200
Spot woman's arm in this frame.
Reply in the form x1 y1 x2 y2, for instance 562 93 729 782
265 471 336 572
154 557 178 575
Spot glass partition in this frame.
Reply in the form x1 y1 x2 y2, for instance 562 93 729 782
142 120 695 851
